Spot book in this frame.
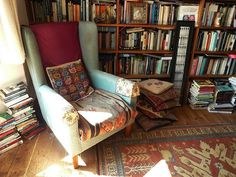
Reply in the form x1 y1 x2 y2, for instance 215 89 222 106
4 94 29 108
0 82 27 97
192 79 215 88
0 112 13 125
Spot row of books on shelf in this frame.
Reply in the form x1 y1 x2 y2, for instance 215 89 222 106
121 1 177 25
189 79 236 113
118 54 172 75
190 54 236 76
0 82 46 155
201 2 236 27
99 54 115 74
98 27 116 50
196 30 236 52
120 28 172 51
29 0 116 23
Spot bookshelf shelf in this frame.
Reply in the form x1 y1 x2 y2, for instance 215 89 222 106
99 50 117 54
194 51 236 55
118 50 173 54
97 24 117 27
119 74 170 79
199 26 236 30
117 24 176 30
190 75 236 79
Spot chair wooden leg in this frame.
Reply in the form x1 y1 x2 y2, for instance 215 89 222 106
73 155 79 169
125 124 132 137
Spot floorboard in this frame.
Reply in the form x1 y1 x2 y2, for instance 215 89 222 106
0 105 236 177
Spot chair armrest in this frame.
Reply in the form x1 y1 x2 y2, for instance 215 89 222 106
38 85 81 156
88 69 138 106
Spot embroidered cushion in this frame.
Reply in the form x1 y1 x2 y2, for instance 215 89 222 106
137 99 167 119
46 60 94 101
141 88 179 108
139 79 173 95
136 113 176 131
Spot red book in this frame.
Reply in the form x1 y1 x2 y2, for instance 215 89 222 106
206 32 212 51
228 54 236 59
190 58 199 76
0 128 17 140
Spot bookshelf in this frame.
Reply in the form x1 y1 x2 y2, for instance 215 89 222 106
25 0 236 103
186 0 236 104
25 0 181 81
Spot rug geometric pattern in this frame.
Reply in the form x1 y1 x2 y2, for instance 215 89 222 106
97 123 236 177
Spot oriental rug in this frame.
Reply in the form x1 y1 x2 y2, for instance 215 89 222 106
97 123 236 177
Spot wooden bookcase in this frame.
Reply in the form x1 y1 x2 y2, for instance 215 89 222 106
186 0 236 104
25 0 236 103
25 0 180 81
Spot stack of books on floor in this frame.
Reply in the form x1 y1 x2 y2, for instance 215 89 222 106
0 82 46 143
229 77 236 107
136 79 179 131
189 80 215 109
0 112 23 155
207 81 235 114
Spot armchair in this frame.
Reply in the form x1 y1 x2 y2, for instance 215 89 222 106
21 22 138 168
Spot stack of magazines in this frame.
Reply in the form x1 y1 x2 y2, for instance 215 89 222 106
0 112 23 155
0 82 45 142
189 80 215 109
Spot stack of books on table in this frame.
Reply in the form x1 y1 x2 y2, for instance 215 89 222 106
229 77 236 106
189 80 215 109
0 112 23 155
0 82 45 141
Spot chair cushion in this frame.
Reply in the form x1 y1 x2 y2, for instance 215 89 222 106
141 87 179 107
71 89 137 141
46 60 94 101
139 79 173 95
137 99 167 119
30 22 82 68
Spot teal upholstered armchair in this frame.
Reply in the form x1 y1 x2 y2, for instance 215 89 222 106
21 21 138 168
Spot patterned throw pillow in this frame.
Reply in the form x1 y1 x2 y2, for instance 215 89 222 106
139 79 173 95
137 99 167 119
46 59 94 101
141 88 179 107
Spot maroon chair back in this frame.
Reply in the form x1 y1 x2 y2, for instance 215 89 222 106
30 22 82 69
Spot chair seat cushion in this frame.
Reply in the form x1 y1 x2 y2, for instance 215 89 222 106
71 89 137 141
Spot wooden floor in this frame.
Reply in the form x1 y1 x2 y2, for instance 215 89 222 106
1 105 236 177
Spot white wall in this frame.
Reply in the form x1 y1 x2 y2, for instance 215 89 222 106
0 0 29 111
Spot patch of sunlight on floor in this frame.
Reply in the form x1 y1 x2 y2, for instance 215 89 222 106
36 155 112 177
62 155 86 166
144 160 172 177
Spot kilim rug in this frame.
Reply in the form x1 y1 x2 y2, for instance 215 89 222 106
97 123 236 177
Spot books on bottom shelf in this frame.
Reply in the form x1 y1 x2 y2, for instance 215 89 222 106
119 54 172 75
